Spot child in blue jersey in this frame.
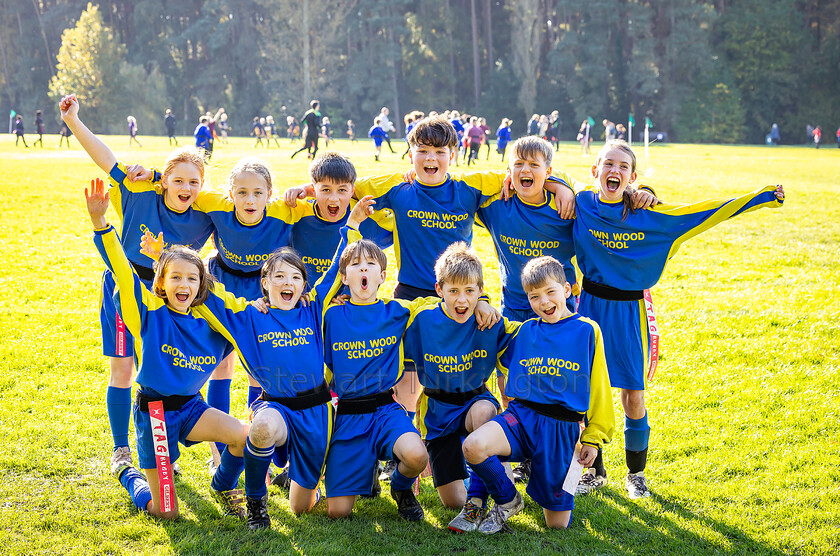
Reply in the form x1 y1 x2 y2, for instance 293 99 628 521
573 140 785 499
496 119 511 161
462 256 614 533
194 116 213 157
60 94 214 480
402 243 518 532
85 178 248 520
127 116 142 147
368 117 388 161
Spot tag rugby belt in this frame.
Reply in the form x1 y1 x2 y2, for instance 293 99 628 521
514 398 585 422
214 253 262 278
424 384 487 406
136 390 198 412
131 262 156 282
258 382 331 411
583 277 644 301
336 389 396 415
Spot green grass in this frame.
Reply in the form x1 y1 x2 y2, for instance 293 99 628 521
0 134 837 555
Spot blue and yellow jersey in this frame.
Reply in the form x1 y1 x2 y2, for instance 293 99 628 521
324 296 439 399
93 226 232 396
404 303 518 393
573 186 784 290
290 199 394 281
477 190 577 312
194 227 357 398
108 162 213 274
497 314 613 448
192 191 315 274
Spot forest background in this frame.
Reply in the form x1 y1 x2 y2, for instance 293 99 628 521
2 0 839 145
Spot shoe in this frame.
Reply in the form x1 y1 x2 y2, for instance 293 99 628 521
380 460 397 482
448 497 487 533
576 470 607 495
110 446 132 479
246 493 271 530
211 487 246 520
512 460 531 483
478 492 523 534
390 487 424 521
271 467 291 489
207 456 218 478
625 472 651 499
172 462 181 477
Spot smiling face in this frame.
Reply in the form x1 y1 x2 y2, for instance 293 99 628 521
262 260 305 310
435 279 483 324
230 171 271 225
162 162 203 211
592 146 637 202
526 278 572 323
409 143 454 185
509 151 552 205
341 254 386 304
314 179 353 222
162 258 202 313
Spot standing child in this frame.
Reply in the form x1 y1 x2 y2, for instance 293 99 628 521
291 100 322 159
165 109 178 145
59 120 73 147
13 115 27 147
33 110 44 147
465 116 483 166
218 113 230 144
478 117 491 160
573 140 784 498
814 126 822 148
496 119 511 161
194 117 213 159
577 120 592 154
401 114 415 160
346 119 356 142
127 116 142 147
368 118 388 162
321 116 332 147
252 117 267 148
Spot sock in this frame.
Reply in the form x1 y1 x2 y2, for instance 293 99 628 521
207 379 232 454
247 386 262 408
390 466 416 491
106 386 132 449
466 468 488 503
592 448 606 476
119 467 152 511
243 438 274 498
625 412 650 474
210 447 245 493
470 456 517 505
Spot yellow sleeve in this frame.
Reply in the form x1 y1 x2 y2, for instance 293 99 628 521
457 171 505 197
552 168 585 192
580 319 615 448
192 189 229 213
354 173 405 202
266 196 316 224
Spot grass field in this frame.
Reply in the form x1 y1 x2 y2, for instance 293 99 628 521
0 133 837 555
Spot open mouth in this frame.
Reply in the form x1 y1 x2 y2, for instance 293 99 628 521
280 289 294 302
423 165 439 176
327 203 340 217
543 306 556 316
175 292 190 303
520 177 533 187
360 276 368 289
178 193 192 203
454 306 468 316
606 177 621 192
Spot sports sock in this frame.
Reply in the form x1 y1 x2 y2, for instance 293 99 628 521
207 379 232 454
624 412 650 474
592 448 606 477
243 438 274 498
119 467 152 511
470 456 517 505
247 386 263 408
466 468 488 503
106 386 132 450
210 447 245 493
390 466 416 491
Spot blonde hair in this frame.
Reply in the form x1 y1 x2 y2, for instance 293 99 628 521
162 147 206 181
152 246 214 307
521 256 566 292
339 240 387 275
434 242 483 289
228 158 272 191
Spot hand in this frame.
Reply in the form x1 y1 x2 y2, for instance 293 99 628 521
501 174 513 201
59 94 79 120
330 294 350 306
632 188 660 209
126 164 153 182
283 184 314 207
474 300 501 331
548 180 576 219
774 184 785 200
578 444 598 467
299 296 310 308
250 298 270 314
85 178 110 228
348 195 375 229
403 169 416 183
139 230 164 261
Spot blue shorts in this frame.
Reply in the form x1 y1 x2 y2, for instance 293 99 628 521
494 401 580 512
252 399 332 490
208 257 263 301
100 270 146 358
577 291 649 390
134 392 209 469
324 402 418 497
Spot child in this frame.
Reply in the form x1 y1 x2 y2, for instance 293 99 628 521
478 117 491 160
577 120 592 154
291 100 321 159
13 115 27 147
165 109 178 145
401 114 415 160
85 177 248 520
127 116 142 147
346 119 356 142
814 126 822 149
496 119 511 161
218 112 229 144
59 120 72 148
321 116 332 147
462 256 614 533
60 93 214 480
573 140 785 498
252 117 266 148
33 110 44 148
402 243 517 531
465 116 483 165
368 117 388 161
194 116 213 158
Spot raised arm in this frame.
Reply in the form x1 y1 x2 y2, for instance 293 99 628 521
60 94 117 173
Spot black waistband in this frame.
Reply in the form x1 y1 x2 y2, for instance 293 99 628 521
258 383 331 411
136 390 198 412
424 384 487 406
583 277 644 301
132 262 156 282
514 399 585 423
214 253 262 278
336 389 395 415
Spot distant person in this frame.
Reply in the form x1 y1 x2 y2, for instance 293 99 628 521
478 117 491 160
527 114 540 136
205 108 224 157
806 124 814 145
194 116 213 159
538 114 549 139
836 126 840 148
813 126 821 149
615 123 627 141
127 116 142 147
577 120 592 154
401 113 415 160
291 100 321 159
548 111 561 150
321 116 332 147
465 116 483 165
33 110 44 147
14 114 28 147
164 109 178 145
59 120 72 148
496 118 512 161
251 116 266 148
603 119 617 142
769 123 780 146
218 112 229 144
368 117 388 161
266 115 281 147
346 119 356 142
377 107 397 153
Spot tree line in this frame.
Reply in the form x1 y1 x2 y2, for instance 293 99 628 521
2 0 838 144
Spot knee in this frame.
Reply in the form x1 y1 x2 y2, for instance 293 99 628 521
472 403 498 429
248 419 276 448
327 503 353 519
462 435 486 464
402 441 429 470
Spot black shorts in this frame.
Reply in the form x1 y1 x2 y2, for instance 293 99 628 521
393 283 438 374
425 433 468 487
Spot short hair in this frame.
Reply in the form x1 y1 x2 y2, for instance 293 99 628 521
162 147 205 181
521 256 566 292
310 151 357 184
510 136 554 166
228 157 272 191
260 248 307 300
407 116 459 148
153 246 213 306
374 117 382 125
200 116 208 124
339 240 387 275
165 109 172 115
310 100 319 109
435 242 483 289
36 110 42 116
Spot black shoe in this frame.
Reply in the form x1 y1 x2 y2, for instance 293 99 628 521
380 460 398 481
360 462 383 499
512 460 531 483
271 467 291 489
391 488 424 521
246 494 271 530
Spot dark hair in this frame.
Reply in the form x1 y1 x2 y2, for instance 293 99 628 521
596 140 638 221
153 246 214 307
310 100 319 109
200 116 208 124
310 151 357 184
36 110 42 116
339 240 387 275
407 116 459 148
260 248 308 300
